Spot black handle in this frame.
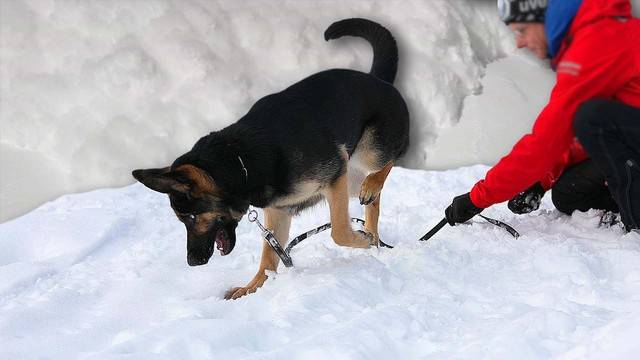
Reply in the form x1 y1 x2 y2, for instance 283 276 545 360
420 217 449 241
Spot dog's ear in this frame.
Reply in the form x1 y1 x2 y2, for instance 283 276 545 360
132 167 191 194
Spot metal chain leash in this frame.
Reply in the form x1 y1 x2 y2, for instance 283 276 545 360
247 209 393 268
248 208 520 267
420 214 520 242
247 210 294 267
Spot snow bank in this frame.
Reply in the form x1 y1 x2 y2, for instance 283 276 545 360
1 0 514 221
1 0 639 220
1 166 639 359
427 53 555 169
429 0 640 170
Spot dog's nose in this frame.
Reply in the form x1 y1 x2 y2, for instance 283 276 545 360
187 254 209 266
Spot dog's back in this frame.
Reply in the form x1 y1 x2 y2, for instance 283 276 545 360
229 19 409 192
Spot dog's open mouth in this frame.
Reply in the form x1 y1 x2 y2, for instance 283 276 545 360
215 228 231 256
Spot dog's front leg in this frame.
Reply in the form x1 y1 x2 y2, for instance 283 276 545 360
224 207 291 300
326 172 372 248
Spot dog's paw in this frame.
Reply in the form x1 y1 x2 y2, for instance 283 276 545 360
224 285 258 300
225 273 269 300
359 174 383 205
359 187 379 205
331 229 369 248
361 230 380 248
352 230 374 248
357 230 379 248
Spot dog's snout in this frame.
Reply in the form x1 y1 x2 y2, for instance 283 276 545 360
187 254 210 266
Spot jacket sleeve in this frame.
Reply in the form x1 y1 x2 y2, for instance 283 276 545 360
470 21 632 208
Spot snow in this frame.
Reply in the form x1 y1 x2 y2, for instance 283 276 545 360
1 166 639 359
427 52 555 169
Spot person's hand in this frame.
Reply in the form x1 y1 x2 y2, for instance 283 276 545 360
445 193 483 225
507 182 545 214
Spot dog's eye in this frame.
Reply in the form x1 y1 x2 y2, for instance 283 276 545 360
183 214 196 227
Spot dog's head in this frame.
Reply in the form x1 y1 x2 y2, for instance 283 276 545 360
132 164 248 266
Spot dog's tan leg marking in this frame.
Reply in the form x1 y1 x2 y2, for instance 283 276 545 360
225 207 291 300
361 161 393 247
326 172 371 248
359 161 393 206
364 196 381 247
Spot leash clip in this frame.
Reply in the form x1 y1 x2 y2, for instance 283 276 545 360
248 210 294 267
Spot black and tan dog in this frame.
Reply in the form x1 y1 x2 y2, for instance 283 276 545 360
132 18 409 299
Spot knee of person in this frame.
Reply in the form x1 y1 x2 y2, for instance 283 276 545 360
551 188 575 215
573 99 609 141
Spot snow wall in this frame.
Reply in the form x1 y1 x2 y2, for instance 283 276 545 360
1 0 639 222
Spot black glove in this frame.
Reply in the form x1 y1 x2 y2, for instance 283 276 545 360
445 193 483 225
507 182 545 215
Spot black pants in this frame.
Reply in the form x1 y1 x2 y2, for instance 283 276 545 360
552 159 619 215
571 99 640 230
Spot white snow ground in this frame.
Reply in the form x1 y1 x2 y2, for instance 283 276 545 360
1 166 639 359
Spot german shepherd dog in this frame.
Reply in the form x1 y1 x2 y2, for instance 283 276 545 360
132 18 409 300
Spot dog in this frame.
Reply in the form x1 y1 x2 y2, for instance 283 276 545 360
132 18 410 300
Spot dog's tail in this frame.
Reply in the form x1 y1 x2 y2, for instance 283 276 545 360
324 18 398 84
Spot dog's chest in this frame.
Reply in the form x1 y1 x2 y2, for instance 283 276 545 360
269 180 326 212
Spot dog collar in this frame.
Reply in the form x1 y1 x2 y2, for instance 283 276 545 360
237 155 248 182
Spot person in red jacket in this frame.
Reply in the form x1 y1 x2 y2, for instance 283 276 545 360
445 0 640 232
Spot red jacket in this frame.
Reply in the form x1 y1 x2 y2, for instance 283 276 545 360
539 140 588 191
470 0 640 208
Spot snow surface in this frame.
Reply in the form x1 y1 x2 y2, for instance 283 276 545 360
1 166 640 359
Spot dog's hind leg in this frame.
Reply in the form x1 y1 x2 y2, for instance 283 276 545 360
326 170 372 249
225 207 291 300
360 161 393 247
359 160 393 206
